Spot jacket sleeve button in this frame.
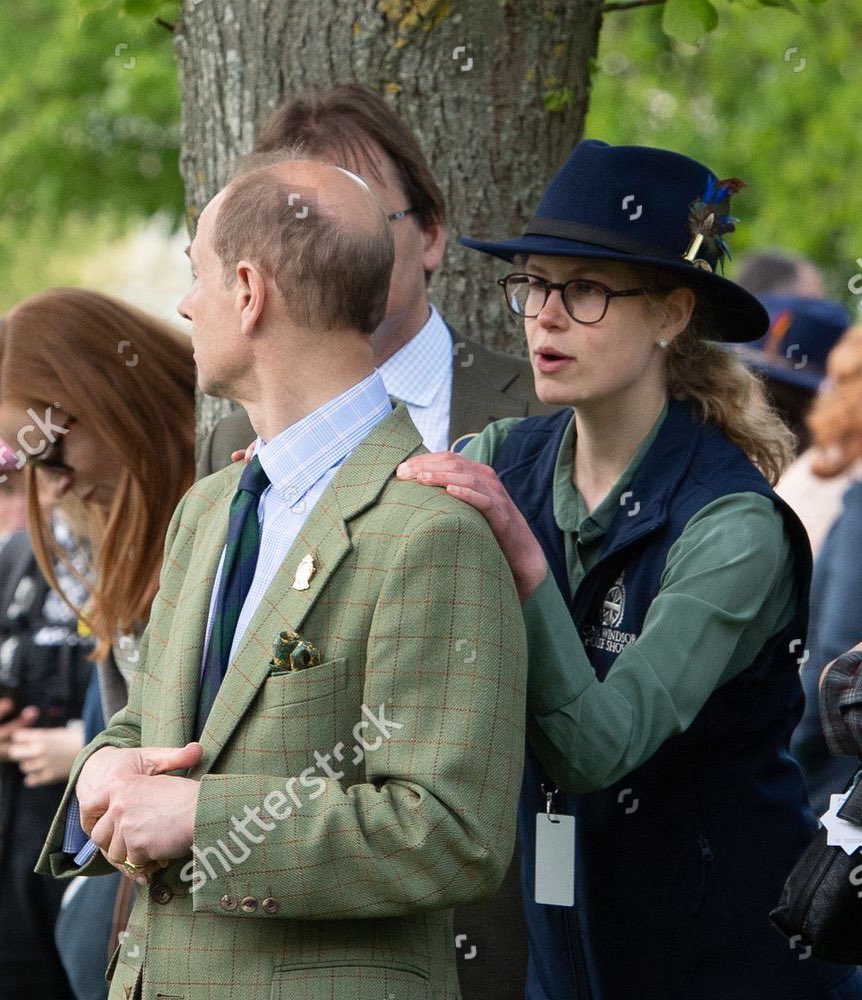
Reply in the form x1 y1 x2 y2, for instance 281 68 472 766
219 894 238 911
262 897 279 914
240 895 258 913
151 885 173 905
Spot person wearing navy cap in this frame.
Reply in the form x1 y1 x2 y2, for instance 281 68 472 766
734 294 850 451
398 140 862 999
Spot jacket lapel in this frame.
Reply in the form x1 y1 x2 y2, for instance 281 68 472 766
157 478 236 750
196 404 423 771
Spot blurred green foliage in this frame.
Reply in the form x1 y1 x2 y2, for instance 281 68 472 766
587 0 858 303
0 0 181 309
1 0 856 314
659 0 827 47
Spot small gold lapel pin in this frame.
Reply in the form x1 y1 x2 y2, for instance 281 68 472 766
292 552 316 591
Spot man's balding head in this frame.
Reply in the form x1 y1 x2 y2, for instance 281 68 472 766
210 158 394 335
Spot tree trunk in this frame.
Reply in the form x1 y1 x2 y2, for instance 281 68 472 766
175 0 604 441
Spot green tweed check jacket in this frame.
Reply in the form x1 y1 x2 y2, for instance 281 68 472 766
37 404 528 1000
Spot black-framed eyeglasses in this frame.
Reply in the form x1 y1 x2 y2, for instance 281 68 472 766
387 207 420 223
25 416 76 476
498 273 646 325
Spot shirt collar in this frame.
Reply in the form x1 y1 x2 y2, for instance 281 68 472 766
377 305 450 407
254 370 392 504
554 401 669 539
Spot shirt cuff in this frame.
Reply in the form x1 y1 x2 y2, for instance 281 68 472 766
820 649 862 757
62 793 100 866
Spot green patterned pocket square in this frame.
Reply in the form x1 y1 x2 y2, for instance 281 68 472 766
270 629 322 673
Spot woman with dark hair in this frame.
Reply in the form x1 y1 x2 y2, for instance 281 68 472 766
0 287 195 999
398 141 862 999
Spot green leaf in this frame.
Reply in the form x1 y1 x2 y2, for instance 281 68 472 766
662 0 719 44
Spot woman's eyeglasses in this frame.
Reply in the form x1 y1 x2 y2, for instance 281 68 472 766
25 415 76 476
498 273 646 324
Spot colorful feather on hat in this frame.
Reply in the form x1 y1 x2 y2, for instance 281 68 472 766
683 176 746 271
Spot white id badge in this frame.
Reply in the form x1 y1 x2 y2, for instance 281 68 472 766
535 812 576 907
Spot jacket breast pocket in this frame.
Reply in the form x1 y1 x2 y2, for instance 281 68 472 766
262 657 350 708
270 960 429 1000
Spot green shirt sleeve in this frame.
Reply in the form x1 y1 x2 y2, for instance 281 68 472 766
523 492 797 793
461 418 523 465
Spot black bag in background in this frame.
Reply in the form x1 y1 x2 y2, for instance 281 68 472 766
771 769 862 964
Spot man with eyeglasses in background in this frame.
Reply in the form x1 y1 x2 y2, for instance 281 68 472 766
197 84 554 474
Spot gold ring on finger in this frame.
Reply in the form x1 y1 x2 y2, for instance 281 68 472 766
123 857 146 874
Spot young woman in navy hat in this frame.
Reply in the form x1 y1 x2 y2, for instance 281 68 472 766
398 140 862 999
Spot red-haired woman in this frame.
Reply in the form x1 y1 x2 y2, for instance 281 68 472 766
0 287 195 1000
0 287 195 674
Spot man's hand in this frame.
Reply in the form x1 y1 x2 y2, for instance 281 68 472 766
76 741 203 883
7 721 84 786
0 698 39 762
77 742 203 834
91 772 202 877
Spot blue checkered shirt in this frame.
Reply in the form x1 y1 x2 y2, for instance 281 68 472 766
378 305 452 452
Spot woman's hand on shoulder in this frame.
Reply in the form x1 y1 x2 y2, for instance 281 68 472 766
230 441 255 464
396 452 547 602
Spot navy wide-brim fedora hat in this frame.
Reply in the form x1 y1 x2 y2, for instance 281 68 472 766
460 139 769 343
732 294 850 391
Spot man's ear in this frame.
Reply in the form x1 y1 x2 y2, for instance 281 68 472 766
657 285 696 343
235 260 267 337
421 222 446 275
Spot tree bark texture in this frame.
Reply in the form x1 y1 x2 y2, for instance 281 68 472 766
175 0 604 440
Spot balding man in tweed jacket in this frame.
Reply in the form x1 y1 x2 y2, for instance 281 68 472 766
37 157 527 1000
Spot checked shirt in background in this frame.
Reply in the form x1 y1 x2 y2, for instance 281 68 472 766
377 305 452 453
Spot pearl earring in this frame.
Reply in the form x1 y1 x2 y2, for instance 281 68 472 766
657 338 670 349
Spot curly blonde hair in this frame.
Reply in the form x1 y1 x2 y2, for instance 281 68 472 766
639 267 796 485
807 324 862 478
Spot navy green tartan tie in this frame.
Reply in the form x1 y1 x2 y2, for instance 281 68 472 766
195 455 270 738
